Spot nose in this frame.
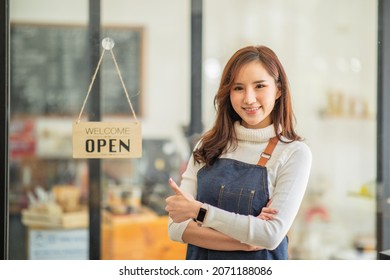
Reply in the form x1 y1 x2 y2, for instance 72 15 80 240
244 88 256 104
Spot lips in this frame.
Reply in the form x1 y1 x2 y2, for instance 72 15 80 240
243 106 260 112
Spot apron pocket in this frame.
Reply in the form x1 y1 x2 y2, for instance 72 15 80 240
217 185 256 215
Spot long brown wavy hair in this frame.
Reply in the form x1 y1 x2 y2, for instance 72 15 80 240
193 45 302 166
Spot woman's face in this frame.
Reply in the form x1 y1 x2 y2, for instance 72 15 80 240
229 60 280 129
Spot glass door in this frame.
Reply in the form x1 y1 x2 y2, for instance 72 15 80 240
8 0 90 260
7 0 190 260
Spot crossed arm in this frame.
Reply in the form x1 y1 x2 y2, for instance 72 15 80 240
166 178 277 251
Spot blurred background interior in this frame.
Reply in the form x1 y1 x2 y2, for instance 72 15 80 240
3 0 383 260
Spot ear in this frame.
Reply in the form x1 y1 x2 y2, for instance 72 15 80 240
275 90 282 100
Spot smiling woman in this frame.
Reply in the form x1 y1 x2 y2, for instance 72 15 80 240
165 45 312 260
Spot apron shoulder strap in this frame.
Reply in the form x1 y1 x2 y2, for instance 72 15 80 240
257 136 279 167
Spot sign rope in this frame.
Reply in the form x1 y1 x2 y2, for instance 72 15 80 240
77 39 139 123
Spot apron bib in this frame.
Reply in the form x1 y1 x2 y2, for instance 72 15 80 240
186 137 288 260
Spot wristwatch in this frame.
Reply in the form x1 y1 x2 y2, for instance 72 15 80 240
195 205 207 227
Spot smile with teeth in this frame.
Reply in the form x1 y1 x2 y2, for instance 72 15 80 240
243 106 261 112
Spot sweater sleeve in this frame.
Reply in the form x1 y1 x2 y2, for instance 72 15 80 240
202 143 312 250
167 155 201 243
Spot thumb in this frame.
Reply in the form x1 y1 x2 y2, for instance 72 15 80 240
168 178 184 196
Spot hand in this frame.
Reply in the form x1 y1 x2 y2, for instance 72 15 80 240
257 199 278 220
244 244 264 251
165 178 202 223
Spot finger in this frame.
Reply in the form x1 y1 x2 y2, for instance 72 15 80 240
266 198 273 207
168 178 184 195
248 245 263 251
258 213 274 220
261 207 278 214
258 213 267 219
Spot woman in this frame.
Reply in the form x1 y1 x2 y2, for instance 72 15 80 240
165 45 312 260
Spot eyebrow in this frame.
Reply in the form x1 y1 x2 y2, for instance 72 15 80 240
233 80 268 85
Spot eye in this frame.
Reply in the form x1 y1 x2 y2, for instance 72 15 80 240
232 85 244 91
255 83 265 89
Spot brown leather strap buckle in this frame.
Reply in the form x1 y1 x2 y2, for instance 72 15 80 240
260 152 271 160
257 136 279 167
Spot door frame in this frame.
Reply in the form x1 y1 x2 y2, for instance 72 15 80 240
377 0 390 255
0 0 10 260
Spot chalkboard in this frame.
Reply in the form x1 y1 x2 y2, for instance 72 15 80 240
11 24 143 117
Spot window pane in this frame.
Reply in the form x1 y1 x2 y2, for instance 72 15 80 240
9 0 189 260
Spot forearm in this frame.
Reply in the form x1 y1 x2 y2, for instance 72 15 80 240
182 220 256 251
202 207 281 249
202 145 312 249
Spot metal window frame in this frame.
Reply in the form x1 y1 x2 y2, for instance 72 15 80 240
88 0 102 260
189 0 203 139
0 0 9 260
377 0 390 256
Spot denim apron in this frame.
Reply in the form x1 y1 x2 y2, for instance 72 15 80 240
186 137 288 260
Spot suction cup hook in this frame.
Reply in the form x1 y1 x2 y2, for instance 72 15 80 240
102 37 115 50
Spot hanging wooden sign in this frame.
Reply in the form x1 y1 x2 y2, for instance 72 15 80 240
72 37 142 159
72 121 141 158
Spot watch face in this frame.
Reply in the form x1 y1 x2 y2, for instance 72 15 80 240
197 207 207 222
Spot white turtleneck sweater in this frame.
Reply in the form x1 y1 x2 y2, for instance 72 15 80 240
168 122 312 250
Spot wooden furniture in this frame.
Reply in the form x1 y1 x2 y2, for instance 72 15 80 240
102 210 187 260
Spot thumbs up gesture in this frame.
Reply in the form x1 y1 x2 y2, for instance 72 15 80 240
165 178 203 223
